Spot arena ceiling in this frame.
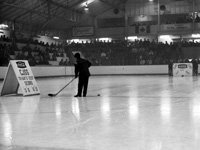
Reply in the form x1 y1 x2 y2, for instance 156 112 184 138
0 0 197 37
0 0 128 32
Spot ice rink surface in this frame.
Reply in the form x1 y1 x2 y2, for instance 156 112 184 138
1 75 200 150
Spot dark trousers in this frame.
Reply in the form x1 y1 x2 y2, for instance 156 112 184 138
77 76 89 96
193 67 198 76
169 68 173 76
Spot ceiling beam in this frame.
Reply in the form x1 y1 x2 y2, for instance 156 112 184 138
49 0 82 14
14 1 47 20
70 0 87 8
99 0 125 11
49 0 95 18
2 2 48 19
2 1 80 24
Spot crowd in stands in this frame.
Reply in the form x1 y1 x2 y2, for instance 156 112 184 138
0 35 68 66
132 14 200 26
67 39 181 66
1 35 200 67
171 14 200 24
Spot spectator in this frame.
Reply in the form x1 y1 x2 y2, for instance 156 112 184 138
59 59 64 66
195 14 200 23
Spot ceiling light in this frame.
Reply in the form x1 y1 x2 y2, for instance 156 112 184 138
84 6 89 11
127 36 138 40
160 35 171 39
84 3 89 11
0 24 8 29
53 36 59 39
192 34 200 38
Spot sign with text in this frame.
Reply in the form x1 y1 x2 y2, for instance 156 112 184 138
163 24 191 30
73 26 94 37
173 63 193 77
1 60 40 96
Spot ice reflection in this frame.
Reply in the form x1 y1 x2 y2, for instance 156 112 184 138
9 95 41 144
0 103 12 145
160 90 171 123
128 97 138 120
21 96 40 113
191 98 200 142
149 140 162 150
101 97 110 121
55 100 61 120
192 98 200 119
71 98 80 120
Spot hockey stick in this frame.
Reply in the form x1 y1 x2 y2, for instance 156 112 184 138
48 77 76 97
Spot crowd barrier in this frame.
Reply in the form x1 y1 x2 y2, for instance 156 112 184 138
1 64 200 80
0 65 168 80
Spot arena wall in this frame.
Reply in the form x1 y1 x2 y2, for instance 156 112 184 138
0 65 169 80
1 65 200 80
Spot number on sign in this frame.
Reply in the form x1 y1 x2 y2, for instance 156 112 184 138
19 69 29 76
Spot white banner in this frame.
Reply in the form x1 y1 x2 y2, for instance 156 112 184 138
163 24 191 30
173 63 193 77
73 27 94 37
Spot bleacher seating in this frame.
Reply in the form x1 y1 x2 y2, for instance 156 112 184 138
1 35 200 67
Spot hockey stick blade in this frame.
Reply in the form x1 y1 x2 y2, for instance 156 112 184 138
48 93 56 97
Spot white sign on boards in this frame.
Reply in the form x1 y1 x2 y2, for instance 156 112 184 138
1 60 40 96
173 63 193 77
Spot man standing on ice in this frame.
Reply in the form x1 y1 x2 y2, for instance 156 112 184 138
74 53 92 97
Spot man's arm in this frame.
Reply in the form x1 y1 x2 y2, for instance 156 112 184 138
74 63 79 78
87 60 92 68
